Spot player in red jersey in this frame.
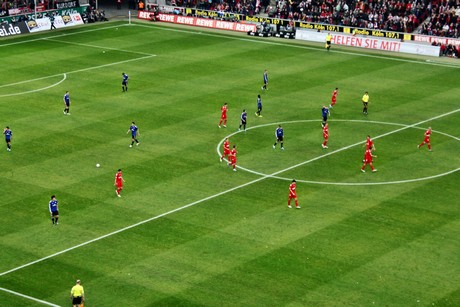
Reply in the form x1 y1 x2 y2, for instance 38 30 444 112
218 103 228 128
228 145 237 171
288 179 300 209
363 135 376 151
417 127 432 151
329 87 338 109
322 123 329 149
114 169 125 197
361 148 378 172
220 138 230 162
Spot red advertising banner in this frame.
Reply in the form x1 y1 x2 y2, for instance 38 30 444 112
138 11 257 33
412 35 460 47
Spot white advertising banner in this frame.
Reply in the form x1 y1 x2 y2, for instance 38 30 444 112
296 30 441 57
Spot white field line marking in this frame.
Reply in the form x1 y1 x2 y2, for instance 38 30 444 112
44 38 155 56
133 23 460 69
0 24 128 48
0 55 155 91
219 119 460 185
0 74 67 98
1 110 459 278
0 286 60 307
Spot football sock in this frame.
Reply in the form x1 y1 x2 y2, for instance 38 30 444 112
295 200 299 207
428 144 431 150
51 217 55 224
281 143 284 147
273 143 276 147
135 139 139 143
131 141 134 146
55 217 59 223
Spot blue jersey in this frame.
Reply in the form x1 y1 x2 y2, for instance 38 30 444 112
241 111 247 122
263 71 268 83
322 107 329 118
257 97 262 108
276 127 284 138
63 93 70 105
129 125 138 137
4 129 12 140
49 199 58 213
122 74 129 84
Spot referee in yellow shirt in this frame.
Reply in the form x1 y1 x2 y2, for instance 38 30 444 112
70 279 85 307
362 91 369 115
325 33 332 51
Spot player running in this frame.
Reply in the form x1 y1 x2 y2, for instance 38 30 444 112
329 88 338 109
3 126 12 152
321 106 330 127
228 145 237 171
122 72 129 92
418 127 432 151
220 138 230 162
361 148 378 172
322 123 329 149
127 121 140 147
114 169 125 197
255 95 263 117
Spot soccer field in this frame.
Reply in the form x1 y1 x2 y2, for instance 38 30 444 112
0 20 459 306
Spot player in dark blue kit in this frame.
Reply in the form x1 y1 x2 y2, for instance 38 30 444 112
49 195 59 225
63 91 71 115
239 109 247 131
3 126 12 152
273 125 284 150
255 95 263 117
122 72 129 92
321 106 330 127
261 69 268 90
127 121 140 147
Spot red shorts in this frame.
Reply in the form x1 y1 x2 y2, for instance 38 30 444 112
424 137 430 143
230 157 236 164
288 194 297 199
223 149 230 156
116 182 123 188
221 114 227 120
323 134 329 140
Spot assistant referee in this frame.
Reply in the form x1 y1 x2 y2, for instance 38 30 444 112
70 279 85 307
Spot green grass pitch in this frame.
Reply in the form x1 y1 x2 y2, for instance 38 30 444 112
0 21 459 306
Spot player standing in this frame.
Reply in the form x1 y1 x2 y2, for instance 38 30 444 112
127 121 140 147
114 169 125 197
325 33 332 51
239 109 247 131
261 69 268 90
361 148 377 172
122 72 129 92
329 87 338 108
288 179 301 209
3 126 12 152
273 125 284 150
49 195 59 225
322 123 329 149
63 90 70 115
220 137 230 162
321 106 330 127
362 91 369 115
218 103 228 128
418 127 432 151
255 95 263 117
228 145 237 171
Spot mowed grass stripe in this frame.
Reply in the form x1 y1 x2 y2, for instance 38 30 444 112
0 21 459 306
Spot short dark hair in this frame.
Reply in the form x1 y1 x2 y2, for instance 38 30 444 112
51 195 55 199
118 169 122 172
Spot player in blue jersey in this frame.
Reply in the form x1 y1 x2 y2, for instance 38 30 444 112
321 106 329 127
3 126 12 152
255 95 263 117
122 72 129 92
261 69 268 90
49 195 59 225
127 121 140 147
273 125 284 150
63 91 70 115
239 109 247 131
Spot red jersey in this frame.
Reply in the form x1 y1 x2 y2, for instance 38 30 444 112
424 129 431 140
364 149 373 163
365 137 374 150
115 171 123 185
221 104 228 118
331 89 338 103
289 182 297 197
223 140 230 152
323 125 329 139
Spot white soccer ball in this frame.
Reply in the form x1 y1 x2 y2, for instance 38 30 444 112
96 163 100 168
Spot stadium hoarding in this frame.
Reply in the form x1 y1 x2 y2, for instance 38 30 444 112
138 11 257 32
25 13 84 32
0 5 88 25
0 22 30 37
296 29 441 57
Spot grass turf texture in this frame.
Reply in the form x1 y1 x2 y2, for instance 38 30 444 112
0 21 459 306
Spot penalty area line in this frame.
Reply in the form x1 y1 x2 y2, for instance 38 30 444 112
0 286 60 307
